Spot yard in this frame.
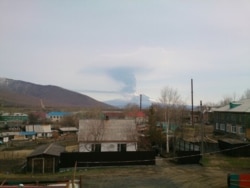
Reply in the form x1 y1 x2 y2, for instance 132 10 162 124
0 135 250 188
1 155 250 188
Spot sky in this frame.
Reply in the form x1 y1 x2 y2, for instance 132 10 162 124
1 0 250 105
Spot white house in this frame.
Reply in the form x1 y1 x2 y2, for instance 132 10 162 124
26 125 52 138
78 119 138 152
0 132 10 143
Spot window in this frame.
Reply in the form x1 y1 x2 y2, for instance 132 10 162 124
226 124 231 133
231 126 236 133
237 126 243 134
220 124 225 131
91 144 101 152
118 144 127 152
216 123 219 130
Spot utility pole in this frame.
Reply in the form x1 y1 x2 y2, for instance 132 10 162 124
166 111 169 153
200 100 204 157
139 94 142 111
191 79 194 127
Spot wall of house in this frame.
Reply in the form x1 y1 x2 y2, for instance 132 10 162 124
27 155 59 173
102 143 117 151
214 112 250 138
246 128 250 139
127 143 137 151
79 142 137 152
79 143 91 152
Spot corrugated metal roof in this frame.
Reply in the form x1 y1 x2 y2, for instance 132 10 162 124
26 125 52 133
213 99 250 113
19 131 36 136
78 119 137 142
47 112 70 116
28 143 65 157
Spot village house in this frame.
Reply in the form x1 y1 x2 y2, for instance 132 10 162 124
213 98 250 140
46 111 70 122
78 119 138 152
0 112 28 123
0 132 10 143
25 124 52 138
125 111 148 125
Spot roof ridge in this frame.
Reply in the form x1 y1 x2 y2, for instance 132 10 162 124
43 143 54 154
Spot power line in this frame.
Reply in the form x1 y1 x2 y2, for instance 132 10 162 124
64 143 250 166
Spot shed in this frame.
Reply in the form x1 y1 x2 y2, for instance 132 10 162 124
26 143 65 173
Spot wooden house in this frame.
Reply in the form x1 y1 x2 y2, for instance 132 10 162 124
213 99 250 139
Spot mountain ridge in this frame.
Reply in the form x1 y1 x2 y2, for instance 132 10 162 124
0 77 112 109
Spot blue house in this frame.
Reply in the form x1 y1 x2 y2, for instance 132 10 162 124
46 112 70 122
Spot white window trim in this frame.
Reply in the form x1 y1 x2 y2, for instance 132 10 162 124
237 126 243 134
226 124 232 133
216 123 219 130
231 126 236 133
220 124 225 131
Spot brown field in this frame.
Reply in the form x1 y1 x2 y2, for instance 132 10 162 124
0 150 32 160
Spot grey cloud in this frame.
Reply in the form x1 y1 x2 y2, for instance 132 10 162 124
107 67 136 94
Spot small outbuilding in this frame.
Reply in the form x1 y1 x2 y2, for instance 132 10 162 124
26 143 65 173
59 127 78 135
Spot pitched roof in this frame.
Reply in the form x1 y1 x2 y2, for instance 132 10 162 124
213 99 250 113
78 119 137 143
126 111 146 118
19 131 36 136
59 127 78 132
47 112 70 116
26 125 52 133
28 143 65 157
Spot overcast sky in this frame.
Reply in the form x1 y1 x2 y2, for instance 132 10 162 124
1 0 250 105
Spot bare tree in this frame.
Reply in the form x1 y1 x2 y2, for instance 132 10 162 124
125 124 138 151
80 119 105 152
87 120 105 141
219 96 233 106
242 89 250 99
61 115 78 127
159 86 182 153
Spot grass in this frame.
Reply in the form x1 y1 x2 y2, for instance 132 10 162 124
200 154 250 169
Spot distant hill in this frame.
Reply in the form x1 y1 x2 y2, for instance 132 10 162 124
104 94 154 108
0 77 112 109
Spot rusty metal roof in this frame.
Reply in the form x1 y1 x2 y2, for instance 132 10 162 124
28 143 65 157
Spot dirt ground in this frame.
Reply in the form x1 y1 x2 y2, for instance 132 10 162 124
1 135 249 188
77 158 233 188
0 157 249 188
